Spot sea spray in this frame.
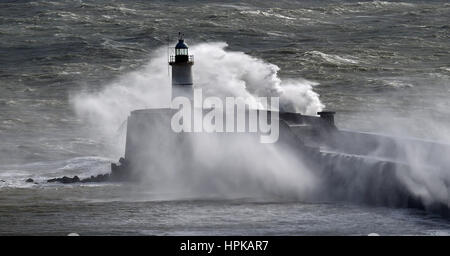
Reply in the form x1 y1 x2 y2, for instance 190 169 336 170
72 42 323 144
71 41 323 199
191 42 324 114
71 41 450 212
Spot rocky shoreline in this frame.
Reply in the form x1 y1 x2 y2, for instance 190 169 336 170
24 158 130 184
47 173 111 184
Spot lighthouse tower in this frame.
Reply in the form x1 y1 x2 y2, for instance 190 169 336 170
169 33 194 100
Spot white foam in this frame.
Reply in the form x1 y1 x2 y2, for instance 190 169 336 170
240 10 296 20
308 51 359 65
72 42 324 143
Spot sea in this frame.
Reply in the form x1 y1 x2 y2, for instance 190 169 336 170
0 0 449 235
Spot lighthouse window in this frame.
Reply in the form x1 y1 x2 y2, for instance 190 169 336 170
176 49 188 55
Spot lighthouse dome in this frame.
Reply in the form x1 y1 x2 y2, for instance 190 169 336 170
175 39 188 49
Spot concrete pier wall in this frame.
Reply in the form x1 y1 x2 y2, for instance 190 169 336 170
118 108 450 217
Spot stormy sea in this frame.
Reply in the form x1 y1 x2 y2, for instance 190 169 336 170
0 0 449 235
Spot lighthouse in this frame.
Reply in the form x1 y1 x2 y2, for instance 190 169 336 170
169 33 194 100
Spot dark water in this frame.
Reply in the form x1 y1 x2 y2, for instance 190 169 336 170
0 0 449 235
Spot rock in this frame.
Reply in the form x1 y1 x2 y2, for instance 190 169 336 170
25 178 34 183
60 176 79 184
47 174 111 184
81 173 110 183
47 176 80 184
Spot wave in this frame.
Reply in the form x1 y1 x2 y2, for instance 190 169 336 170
240 10 296 20
306 50 360 65
354 1 417 8
72 42 324 141
312 1 417 15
